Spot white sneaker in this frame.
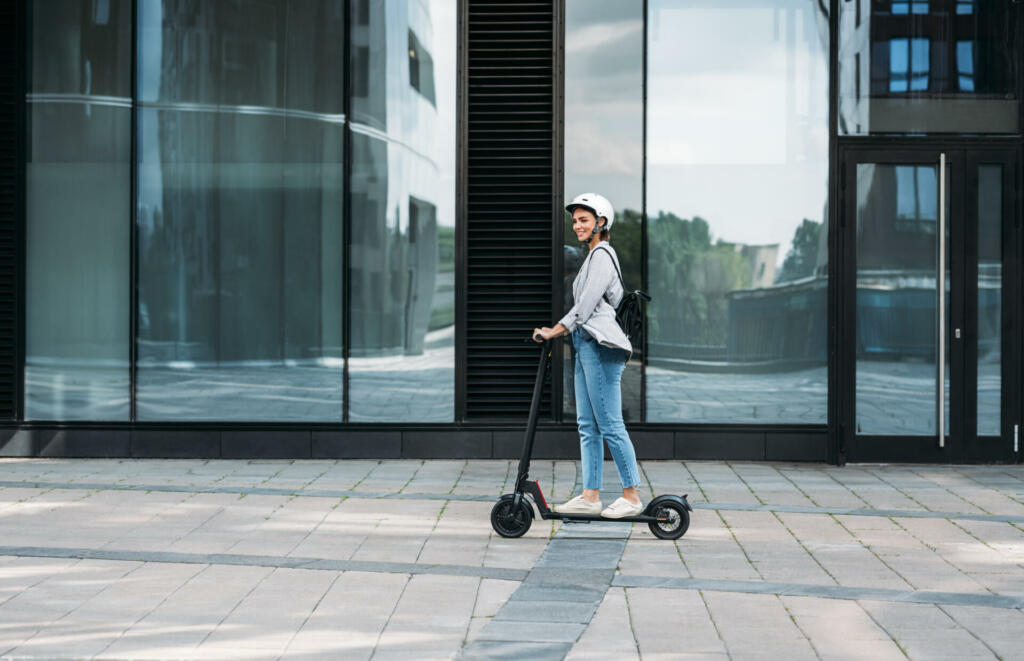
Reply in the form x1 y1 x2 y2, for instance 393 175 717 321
554 495 602 515
601 497 643 519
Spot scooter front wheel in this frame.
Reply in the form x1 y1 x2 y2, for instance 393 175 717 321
490 495 533 538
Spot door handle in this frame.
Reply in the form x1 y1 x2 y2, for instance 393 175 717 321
938 153 946 449
955 328 960 339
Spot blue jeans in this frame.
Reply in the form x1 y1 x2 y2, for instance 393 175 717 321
572 328 641 491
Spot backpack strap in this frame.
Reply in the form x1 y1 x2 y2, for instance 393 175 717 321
591 245 626 290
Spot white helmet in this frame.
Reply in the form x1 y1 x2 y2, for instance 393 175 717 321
566 193 614 233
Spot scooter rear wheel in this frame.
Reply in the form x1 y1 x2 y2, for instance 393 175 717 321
648 500 690 540
490 495 533 538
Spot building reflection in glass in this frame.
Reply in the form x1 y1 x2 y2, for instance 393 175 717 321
135 0 454 422
347 0 455 422
563 0 643 422
646 0 830 424
135 0 347 421
25 0 132 420
839 0 1018 134
854 163 943 435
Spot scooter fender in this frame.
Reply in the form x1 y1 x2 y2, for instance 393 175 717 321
643 493 693 516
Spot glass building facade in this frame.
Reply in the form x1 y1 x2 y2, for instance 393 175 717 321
5 0 1023 463
24 0 455 424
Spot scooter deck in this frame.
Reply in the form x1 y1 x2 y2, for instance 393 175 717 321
541 512 665 524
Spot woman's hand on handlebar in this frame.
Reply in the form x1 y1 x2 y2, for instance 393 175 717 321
532 324 567 342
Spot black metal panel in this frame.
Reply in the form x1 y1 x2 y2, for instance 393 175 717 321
675 431 765 460
0 0 23 420
313 430 402 459
464 0 556 420
403 430 493 458
221 430 311 459
33 429 132 458
765 432 828 462
131 430 221 459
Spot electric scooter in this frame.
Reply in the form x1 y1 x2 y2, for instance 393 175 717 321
489 335 693 540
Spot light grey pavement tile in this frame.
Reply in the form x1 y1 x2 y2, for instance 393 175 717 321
404 460 465 495
352 460 421 493
730 463 816 508
781 594 905 661
637 461 694 503
471 579 520 619
617 532 689 578
481 529 552 572
625 587 727 657
666 511 761 582
564 588 638 660
0 559 144 656
98 564 274 658
196 568 336 654
719 510 836 585
684 462 762 506
372 574 479 659
777 512 912 590
332 496 442 561
939 604 1024 660
460 641 573 660
1 459 1024 660
449 460 512 497
282 570 406 658
919 468 1024 516
860 600 998 659
550 460 579 503
778 465 869 509
414 500 493 567
829 466 926 512
700 591 818 660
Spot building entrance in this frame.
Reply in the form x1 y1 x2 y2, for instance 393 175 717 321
840 146 1021 462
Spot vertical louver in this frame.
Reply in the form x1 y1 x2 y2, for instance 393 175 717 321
465 1 556 419
0 0 21 420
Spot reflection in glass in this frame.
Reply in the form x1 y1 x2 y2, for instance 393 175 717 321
136 1 346 420
25 0 131 420
839 0 1018 134
855 163 945 435
563 0 643 422
646 0 829 423
347 0 455 422
977 165 1001 436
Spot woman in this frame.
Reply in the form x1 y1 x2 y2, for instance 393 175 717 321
533 193 643 519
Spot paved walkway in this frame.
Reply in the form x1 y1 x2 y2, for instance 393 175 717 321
0 459 1022 659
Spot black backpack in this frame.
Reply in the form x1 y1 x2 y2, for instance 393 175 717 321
593 246 651 342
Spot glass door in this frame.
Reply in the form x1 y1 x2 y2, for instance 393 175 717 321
840 147 1019 462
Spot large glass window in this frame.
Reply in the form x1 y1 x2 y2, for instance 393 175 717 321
347 0 456 422
25 0 132 420
839 0 1019 134
563 0 643 423
136 0 347 420
646 0 830 424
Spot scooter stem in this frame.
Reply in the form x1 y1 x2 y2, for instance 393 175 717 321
516 337 552 490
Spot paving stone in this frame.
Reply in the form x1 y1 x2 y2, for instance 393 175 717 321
495 599 598 624
460 640 573 660
476 621 585 644
565 588 638 660
1 459 1023 659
